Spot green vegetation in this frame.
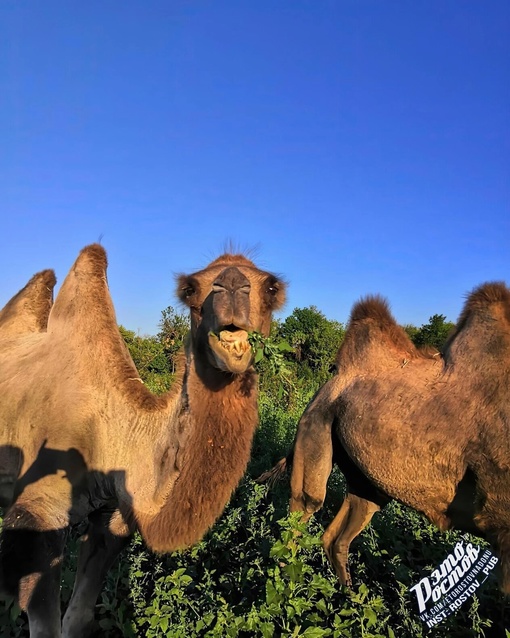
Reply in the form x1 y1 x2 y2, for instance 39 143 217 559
405 314 456 351
277 306 345 385
1 305 507 637
119 305 190 394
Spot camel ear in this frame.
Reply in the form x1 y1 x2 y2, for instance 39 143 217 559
262 275 286 311
176 275 200 307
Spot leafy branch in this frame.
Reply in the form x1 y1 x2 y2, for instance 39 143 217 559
248 332 295 398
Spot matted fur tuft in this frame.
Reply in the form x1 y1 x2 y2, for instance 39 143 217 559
256 455 291 486
73 243 108 277
349 295 395 326
458 281 510 328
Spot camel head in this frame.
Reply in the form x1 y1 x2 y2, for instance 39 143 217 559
177 253 286 375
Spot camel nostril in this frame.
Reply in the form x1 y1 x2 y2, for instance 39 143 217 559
212 284 227 293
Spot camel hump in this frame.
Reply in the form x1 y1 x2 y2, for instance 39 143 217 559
444 281 510 365
349 295 395 326
336 294 422 371
0 269 56 337
348 295 411 353
461 281 510 323
71 243 108 278
48 243 113 331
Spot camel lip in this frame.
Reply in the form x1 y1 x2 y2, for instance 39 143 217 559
207 328 253 372
218 323 250 334
209 325 250 342
220 326 249 340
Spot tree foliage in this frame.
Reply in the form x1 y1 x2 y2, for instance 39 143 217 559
158 306 190 373
278 306 345 384
119 326 174 394
410 314 456 351
119 326 169 375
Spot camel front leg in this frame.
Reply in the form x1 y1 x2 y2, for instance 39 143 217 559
0 505 67 638
289 406 334 520
322 493 380 587
62 511 131 638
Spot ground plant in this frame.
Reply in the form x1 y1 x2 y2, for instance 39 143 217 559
0 312 508 636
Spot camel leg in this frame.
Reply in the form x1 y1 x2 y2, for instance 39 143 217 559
289 407 334 520
0 504 67 638
62 512 131 638
322 493 380 587
487 527 510 595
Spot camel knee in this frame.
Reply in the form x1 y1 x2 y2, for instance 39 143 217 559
290 490 324 519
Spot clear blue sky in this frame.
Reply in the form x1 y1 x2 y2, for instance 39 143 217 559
2 1 508 335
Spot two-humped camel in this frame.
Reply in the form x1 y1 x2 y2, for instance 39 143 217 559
0 244 286 638
272 282 510 592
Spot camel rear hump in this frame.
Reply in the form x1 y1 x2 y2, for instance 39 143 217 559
461 281 510 317
335 295 427 374
443 281 510 368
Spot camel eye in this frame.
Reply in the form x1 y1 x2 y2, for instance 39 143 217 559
262 275 285 310
177 276 199 302
267 285 278 296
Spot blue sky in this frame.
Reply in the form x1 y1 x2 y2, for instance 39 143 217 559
2 1 508 335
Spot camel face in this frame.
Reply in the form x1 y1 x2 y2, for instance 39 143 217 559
178 255 285 374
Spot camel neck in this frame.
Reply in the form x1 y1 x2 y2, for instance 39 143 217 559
136 356 259 552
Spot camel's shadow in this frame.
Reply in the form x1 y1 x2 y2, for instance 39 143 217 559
0 442 133 635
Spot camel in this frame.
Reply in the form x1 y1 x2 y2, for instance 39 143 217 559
267 282 510 593
0 244 286 637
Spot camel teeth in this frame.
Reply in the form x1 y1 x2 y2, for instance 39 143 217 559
218 338 249 356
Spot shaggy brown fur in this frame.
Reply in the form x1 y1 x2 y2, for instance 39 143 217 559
0 244 285 637
0 269 56 336
279 283 510 591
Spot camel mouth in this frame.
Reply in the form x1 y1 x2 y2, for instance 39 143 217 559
208 327 253 373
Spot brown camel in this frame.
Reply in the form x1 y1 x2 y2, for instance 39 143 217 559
270 282 510 592
0 244 286 637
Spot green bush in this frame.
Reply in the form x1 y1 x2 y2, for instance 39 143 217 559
1 311 509 636
1 474 508 636
79 478 510 635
